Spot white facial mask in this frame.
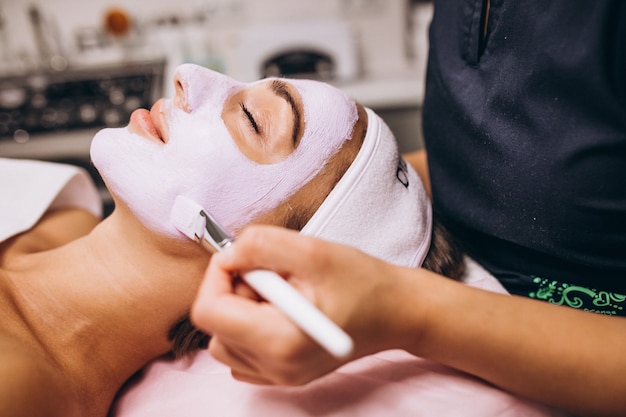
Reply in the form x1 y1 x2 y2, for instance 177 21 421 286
90 64 357 237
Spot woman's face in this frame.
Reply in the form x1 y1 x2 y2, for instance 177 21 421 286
90 64 357 237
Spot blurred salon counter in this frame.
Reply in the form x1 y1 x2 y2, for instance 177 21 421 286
0 58 165 214
0 58 165 143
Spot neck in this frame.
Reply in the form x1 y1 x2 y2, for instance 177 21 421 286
4 212 209 416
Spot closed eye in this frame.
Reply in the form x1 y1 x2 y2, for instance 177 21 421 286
240 102 260 134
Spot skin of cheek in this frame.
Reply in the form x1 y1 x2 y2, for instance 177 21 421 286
90 65 358 239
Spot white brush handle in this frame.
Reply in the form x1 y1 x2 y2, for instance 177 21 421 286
242 269 354 359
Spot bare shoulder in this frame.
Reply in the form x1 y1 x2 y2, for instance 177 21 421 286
0 332 82 417
0 208 99 266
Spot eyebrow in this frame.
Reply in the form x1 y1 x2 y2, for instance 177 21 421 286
269 79 302 145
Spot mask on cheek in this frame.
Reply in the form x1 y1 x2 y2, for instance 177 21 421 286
91 64 358 238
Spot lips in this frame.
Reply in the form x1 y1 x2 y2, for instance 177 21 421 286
128 99 168 143
150 99 168 143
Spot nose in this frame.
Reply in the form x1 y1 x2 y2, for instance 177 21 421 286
173 67 191 113
172 63 239 113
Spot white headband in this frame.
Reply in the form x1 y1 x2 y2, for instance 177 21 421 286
301 108 432 268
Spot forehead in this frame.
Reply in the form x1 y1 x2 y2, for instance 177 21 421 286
251 77 354 115
230 77 302 115
270 78 356 135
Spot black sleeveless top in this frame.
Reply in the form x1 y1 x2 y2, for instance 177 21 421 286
423 0 626 315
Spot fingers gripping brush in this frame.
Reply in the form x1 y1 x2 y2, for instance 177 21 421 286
170 195 354 359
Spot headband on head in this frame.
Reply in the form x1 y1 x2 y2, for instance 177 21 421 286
301 107 432 268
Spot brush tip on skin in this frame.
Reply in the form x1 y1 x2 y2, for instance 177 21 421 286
170 196 205 240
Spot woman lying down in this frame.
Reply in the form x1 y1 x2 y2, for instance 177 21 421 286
0 64 560 417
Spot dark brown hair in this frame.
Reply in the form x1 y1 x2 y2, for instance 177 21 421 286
423 216 465 279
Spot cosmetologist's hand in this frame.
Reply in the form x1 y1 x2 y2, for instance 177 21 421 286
190 225 424 386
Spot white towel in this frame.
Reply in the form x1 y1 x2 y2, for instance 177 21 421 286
302 108 432 268
0 158 102 242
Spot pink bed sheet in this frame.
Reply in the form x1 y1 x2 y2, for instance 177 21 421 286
111 348 563 417
111 261 565 417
